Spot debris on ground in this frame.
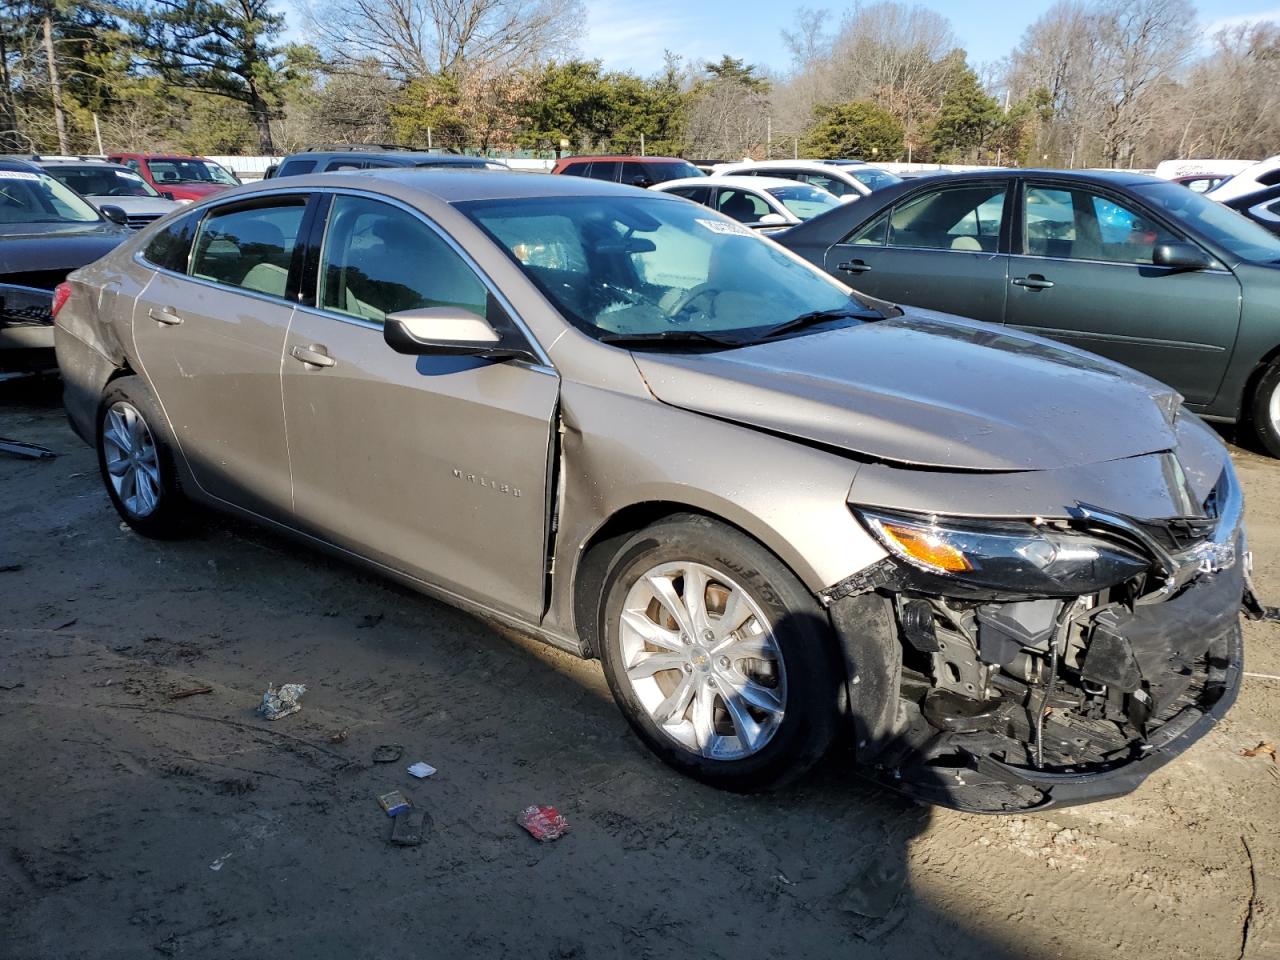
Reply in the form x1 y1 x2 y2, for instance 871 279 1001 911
356 613 384 629
407 761 436 779
0 437 55 460
390 808 428 846
372 744 403 763
168 686 212 701
328 728 349 744
258 683 306 721
378 790 411 817
517 805 569 843
0 560 21 573
840 855 906 919
209 852 232 872
1240 741 1277 761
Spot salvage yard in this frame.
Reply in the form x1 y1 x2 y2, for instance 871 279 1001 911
1 378 1278 960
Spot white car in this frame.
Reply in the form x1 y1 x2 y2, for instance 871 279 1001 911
712 159 902 200
34 157 186 229
652 176 842 230
1207 154 1280 202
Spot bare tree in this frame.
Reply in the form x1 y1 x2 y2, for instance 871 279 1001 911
303 0 581 81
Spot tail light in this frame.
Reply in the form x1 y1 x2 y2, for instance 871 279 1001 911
51 281 72 319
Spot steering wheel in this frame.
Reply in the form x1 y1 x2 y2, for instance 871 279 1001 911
661 282 718 319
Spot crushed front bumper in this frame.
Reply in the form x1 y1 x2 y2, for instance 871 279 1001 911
828 542 1247 814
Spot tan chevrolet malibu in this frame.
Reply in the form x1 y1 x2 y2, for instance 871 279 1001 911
53 169 1255 812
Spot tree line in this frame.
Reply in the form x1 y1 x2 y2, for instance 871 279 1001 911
2 0 1277 165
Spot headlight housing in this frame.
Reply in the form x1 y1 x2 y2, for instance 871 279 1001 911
855 508 1151 595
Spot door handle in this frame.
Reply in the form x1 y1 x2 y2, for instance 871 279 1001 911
290 344 335 368
837 259 872 274
148 307 183 325
1012 275 1054 290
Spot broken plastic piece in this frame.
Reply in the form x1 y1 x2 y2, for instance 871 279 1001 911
378 790 411 817
0 437 55 460
517 805 568 842
258 683 306 721
390 807 428 846
407 761 436 779
372 744 403 763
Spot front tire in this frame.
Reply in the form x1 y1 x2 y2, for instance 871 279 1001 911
1251 359 1280 458
96 377 192 538
598 514 841 791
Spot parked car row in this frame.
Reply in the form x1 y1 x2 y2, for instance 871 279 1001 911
47 164 1252 813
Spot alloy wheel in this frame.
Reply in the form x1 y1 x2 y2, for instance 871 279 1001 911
102 401 162 519
618 561 787 760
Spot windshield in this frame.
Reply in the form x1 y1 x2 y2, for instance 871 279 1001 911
766 184 841 220
146 159 238 186
846 167 903 191
650 161 705 182
462 195 866 344
1134 180 1280 263
47 165 160 199
0 169 100 224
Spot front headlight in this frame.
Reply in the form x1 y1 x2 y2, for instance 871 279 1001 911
855 508 1151 595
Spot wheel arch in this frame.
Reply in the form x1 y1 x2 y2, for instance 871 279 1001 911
569 498 822 661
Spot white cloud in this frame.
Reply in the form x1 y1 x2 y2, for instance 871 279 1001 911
1202 7 1280 37
583 0 718 73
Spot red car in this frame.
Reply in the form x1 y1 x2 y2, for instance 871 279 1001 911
105 153 240 202
550 155 704 187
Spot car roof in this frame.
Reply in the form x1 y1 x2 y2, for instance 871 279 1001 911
110 153 207 160
557 155 688 164
233 167 683 205
33 158 131 170
289 151 490 164
656 175 811 191
0 157 42 173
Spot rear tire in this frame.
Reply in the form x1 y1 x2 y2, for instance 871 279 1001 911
96 376 193 538
598 514 841 792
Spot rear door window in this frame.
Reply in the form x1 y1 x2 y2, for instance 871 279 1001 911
620 161 650 186
1024 185 1177 263
189 199 307 298
587 161 621 182
887 185 1006 251
324 158 364 172
142 210 202 272
317 195 488 324
277 159 317 177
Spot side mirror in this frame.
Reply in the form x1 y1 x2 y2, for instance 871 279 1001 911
384 306 515 358
756 212 789 226
99 204 128 226
1152 242 1212 271
160 191 176 200
630 176 653 188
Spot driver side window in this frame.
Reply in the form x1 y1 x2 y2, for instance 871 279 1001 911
1023 186 1179 264
317 196 488 325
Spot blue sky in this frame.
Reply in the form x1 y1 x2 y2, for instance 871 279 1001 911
277 1 1280 76
579 0 1280 75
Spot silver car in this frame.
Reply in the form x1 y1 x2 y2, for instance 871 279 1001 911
36 158 186 229
54 169 1250 811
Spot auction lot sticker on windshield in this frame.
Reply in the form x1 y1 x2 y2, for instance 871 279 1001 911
696 218 754 237
0 171 40 181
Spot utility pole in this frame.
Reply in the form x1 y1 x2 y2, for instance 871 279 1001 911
766 116 771 159
92 113 103 154
427 126 432 150
640 132 645 157
42 11 69 154
793 137 798 159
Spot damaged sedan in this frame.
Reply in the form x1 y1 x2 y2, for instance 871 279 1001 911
54 169 1253 811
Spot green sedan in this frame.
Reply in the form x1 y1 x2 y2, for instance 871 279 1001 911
780 169 1280 455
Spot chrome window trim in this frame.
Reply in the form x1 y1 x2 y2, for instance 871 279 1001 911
833 241 1003 256
306 187 554 368
132 184 555 368
1007 252 1232 274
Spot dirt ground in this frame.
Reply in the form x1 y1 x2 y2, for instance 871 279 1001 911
1 377 1278 960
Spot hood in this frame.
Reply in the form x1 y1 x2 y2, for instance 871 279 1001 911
87 195 184 216
0 222 128 290
631 311 1181 471
158 182 229 201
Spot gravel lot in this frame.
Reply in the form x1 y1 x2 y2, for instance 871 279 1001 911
1 379 1277 960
